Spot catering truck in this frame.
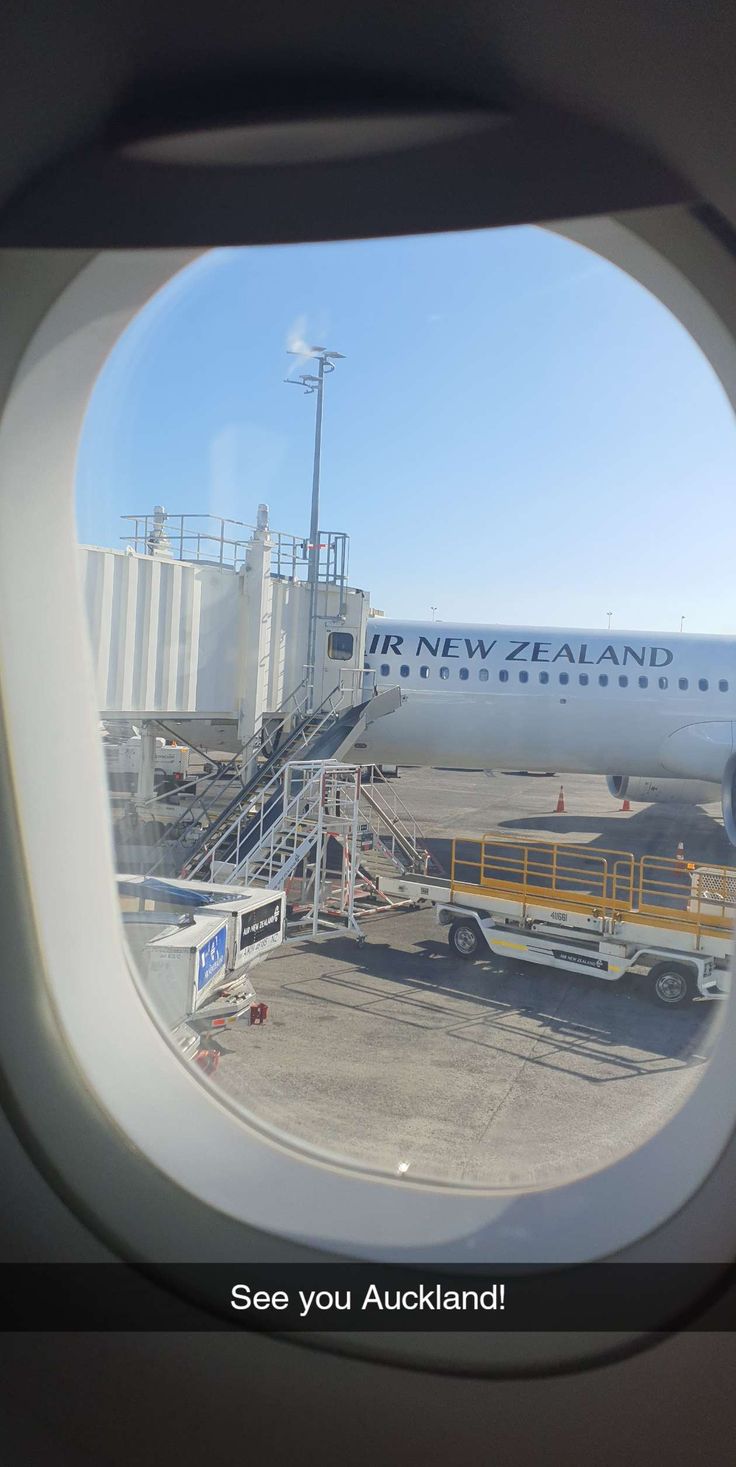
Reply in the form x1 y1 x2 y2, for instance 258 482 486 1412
118 875 284 1069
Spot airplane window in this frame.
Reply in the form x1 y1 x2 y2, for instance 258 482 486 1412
699 678 709 691
15 220 725 1263
720 679 729 691
679 677 689 689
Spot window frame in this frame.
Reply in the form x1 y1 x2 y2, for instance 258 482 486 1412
327 630 355 661
2 225 736 1374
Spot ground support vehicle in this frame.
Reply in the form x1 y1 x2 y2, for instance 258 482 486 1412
380 835 734 1007
118 876 284 1064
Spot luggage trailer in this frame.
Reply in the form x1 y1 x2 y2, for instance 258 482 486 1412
379 835 735 1008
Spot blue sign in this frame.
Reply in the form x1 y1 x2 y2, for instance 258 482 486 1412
197 925 227 992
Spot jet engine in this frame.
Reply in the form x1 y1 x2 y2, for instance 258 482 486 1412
721 754 736 845
606 774 721 806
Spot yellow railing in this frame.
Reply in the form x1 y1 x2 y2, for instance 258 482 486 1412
449 833 736 942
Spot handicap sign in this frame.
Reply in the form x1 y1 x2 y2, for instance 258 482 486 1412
197 925 227 992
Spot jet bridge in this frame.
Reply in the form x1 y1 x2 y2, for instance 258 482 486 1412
81 504 372 754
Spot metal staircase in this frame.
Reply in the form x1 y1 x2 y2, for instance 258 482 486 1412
202 759 431 939
154 680 402 881
358 765 433 877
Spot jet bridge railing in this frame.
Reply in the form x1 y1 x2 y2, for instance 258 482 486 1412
121 511 350 594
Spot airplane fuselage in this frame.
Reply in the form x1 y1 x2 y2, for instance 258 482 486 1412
357 619 736 783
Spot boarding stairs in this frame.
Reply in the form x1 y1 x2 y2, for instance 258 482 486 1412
142 675 321 872
201 757 431 937
164 680 402 882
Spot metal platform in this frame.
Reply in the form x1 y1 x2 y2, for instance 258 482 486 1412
381 833 736 960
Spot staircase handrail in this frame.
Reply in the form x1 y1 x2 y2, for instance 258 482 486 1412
187 749 328 880
359 781 422 862
173 682 347 877
224 766 327 884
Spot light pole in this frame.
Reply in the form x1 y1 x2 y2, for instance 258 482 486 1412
607 612 613 630
680 615 686 633
286 346 344 707
430 606 438 622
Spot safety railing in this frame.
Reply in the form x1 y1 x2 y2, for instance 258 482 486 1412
449 834 736 943
636 855 736 933
451 837 635 918
359 766 429 871
184 685 352 881
120 511 350 593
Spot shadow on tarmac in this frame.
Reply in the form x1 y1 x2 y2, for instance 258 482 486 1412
277 931 717 1080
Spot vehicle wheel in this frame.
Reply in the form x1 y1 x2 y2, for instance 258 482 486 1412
448 920 484 960
648 961 697 1008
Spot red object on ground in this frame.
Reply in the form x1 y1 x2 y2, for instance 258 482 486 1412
250 1003 269 1025
621 798 631 811
194 1049 220 1075
555 785 565 814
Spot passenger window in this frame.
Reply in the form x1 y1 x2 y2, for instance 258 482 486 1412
698 678 709 691
719 679 729 692
327 630 355 661
618 675 628 687
679 677 689 690
51 221 736 1246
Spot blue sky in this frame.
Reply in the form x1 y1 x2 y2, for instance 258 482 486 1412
76 226 736 632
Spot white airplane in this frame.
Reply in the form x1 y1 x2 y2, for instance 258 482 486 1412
356 619 736 840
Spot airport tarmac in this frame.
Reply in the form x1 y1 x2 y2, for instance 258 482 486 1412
213 769 727 1189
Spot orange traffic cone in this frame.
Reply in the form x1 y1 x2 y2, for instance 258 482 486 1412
621 797 631 812
556 785 565 814
675 840 685 864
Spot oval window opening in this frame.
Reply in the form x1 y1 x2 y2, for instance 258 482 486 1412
73 222 735 1208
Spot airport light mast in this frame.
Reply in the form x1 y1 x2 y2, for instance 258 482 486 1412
286 346 345 708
